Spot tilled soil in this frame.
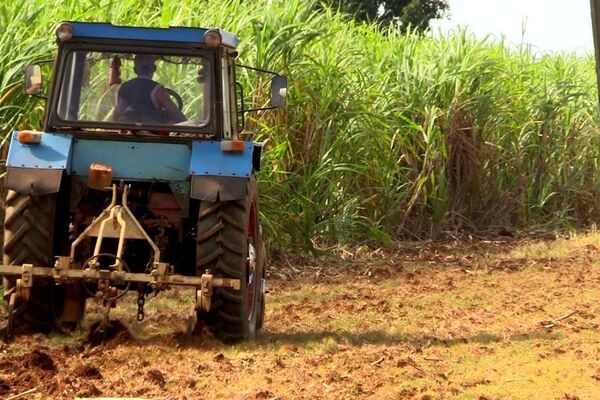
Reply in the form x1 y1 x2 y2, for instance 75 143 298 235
2 236 600 399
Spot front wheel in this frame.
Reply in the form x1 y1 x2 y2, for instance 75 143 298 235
195 177 265 342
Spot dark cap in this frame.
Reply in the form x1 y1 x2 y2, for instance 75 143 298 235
134 54 157 67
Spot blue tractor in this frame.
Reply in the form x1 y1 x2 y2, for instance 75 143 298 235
0 22 286 342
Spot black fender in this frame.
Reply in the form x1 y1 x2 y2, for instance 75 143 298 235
5 167 63 195
190 175 249 202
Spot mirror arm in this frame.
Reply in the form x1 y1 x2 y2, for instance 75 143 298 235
235 64 280 77
242 106 278 113
235 65 286 110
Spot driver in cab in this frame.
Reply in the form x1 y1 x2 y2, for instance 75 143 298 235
113 54 186 125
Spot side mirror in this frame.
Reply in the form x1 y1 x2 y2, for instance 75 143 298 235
270 75 287 108
24 64 42 95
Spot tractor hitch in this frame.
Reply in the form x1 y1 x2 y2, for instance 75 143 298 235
0 262 240 340
0 184 240 340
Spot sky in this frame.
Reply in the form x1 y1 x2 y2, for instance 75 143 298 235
430 0 595 54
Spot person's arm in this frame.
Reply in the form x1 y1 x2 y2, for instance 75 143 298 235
154 86 186 123
112 90 126 122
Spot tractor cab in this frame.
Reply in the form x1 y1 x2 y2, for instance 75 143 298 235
26 22 285 138
12 21 287 201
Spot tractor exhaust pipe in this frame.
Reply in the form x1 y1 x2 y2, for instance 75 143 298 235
591 0 600 110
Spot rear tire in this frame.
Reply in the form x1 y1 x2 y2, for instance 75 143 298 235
2 191 67 331
195 177 265 342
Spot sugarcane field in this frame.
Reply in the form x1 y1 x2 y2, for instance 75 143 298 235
2 0 600 399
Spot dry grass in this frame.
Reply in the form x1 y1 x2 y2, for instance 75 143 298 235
3 235 600 398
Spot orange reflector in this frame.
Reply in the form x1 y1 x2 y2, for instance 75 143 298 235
17 130 42 144
221 140 245 153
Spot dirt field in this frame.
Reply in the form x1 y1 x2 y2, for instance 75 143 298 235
2 233 600 399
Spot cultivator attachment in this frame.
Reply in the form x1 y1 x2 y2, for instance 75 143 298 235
0 185 240 340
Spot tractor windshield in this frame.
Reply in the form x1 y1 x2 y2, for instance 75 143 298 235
56 50 212 131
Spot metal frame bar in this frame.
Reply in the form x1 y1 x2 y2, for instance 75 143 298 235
70 185 161 267
0 264 240 290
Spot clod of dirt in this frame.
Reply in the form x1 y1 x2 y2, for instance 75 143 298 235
0 377 10 395
279 343 298 353
184 378 196 389
242 390 276 400
77 383 101 398
23 349 56 372
273 357 286 368
146 368 166 387
75 364 102 379
0 359 14 371
196 362 208 372
62 343 84 355
87 320 134 347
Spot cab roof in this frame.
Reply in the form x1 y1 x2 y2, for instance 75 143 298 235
65 21 238 49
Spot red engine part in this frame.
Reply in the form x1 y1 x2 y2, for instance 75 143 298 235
147 192 182 225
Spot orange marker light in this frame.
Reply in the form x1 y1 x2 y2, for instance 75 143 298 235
55 22 74 42
87 163 113 191
221 140 245 153
17 130 42 144
204 30 222 48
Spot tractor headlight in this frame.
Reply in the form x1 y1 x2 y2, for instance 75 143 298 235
55 22 73 42
203 30 222 48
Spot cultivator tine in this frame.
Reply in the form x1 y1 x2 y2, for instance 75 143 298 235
186 315 196 341
90 304 115 344
4 293 16 341
4 292 26 342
